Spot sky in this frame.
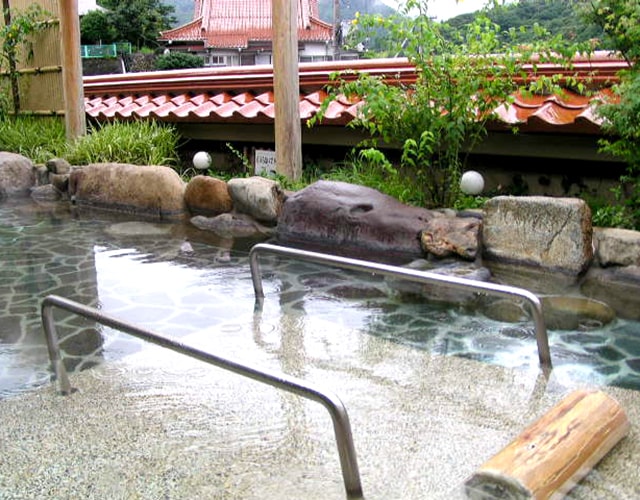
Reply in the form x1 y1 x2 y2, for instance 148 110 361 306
380 0 494 21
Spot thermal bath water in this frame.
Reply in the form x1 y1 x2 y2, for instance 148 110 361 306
1 199 639 399
1 198 639 498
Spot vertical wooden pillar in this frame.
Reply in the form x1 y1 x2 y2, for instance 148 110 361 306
272 0 302 181
59 0 86 140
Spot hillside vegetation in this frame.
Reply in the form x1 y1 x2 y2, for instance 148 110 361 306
160 0 600 46
446 0 604 46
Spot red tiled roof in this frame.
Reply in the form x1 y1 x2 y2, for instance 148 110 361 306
84 53 627 135
159 0 332 49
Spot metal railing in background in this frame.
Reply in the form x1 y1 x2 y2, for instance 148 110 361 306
81 43 132 58
249 243 552 369
41 294 363 499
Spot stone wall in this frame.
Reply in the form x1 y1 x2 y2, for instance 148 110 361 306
3 153 639 319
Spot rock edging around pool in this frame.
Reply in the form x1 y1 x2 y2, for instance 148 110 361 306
3 155 640 320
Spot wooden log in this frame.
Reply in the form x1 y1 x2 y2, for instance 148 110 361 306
464 389 630 500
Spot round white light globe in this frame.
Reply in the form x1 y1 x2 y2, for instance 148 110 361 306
192 151 212 170
460 170 484 195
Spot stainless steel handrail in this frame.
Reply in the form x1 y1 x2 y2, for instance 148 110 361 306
41 294 363 499
249 243 552 369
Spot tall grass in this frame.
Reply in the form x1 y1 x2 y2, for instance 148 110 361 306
66 121 181 166
322 149 426 206
0 116 68 163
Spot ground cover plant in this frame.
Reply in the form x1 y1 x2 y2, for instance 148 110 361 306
0 116 67 163
65 120 181 167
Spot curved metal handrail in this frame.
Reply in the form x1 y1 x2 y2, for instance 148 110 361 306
249 243 552 369
41 294 363 499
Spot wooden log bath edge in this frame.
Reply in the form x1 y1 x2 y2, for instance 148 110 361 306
464 389 630 500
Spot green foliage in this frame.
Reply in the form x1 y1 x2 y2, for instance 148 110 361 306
81 0 176 50
0 3 50 115
585 0 640 228
313 0 580 208
80 10 118 45
225 142 253 174
581 0 640 60
322 148 426 205
591 204 635 229
446 1 604 47
0 116 67 163
154 52 204 70
454 194 490 211
65 121 181 166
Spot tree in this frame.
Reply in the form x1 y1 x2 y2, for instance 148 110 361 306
582 0 640 228
81 0 176 50
80 10 118 45
313 0 582 208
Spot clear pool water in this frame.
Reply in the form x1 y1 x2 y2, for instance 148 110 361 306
1 198 639 400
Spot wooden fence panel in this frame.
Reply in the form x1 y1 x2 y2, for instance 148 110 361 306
1 0 64 115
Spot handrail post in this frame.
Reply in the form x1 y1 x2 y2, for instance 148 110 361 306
41 302 73 395
249 246 265 299
40 294 363 498
249 243 552 370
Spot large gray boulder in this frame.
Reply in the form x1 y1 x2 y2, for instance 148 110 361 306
69 163 185 219
0 152 35 198
227 176 283 223
483 196 593 274
277 180 474 260
594 227 640 267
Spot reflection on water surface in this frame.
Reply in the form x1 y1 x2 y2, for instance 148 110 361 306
1 198 640 399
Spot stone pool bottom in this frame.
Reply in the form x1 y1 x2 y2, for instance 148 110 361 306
0 199 639 498
1 347 639 499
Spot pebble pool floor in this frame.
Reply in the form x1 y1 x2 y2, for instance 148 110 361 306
1 198 640 399
1 199 640 499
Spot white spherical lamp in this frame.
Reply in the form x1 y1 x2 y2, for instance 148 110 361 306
460 170 484 195
192 151 212 170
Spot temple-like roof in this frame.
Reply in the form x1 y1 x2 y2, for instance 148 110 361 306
158 0 333 49
84 53 626 135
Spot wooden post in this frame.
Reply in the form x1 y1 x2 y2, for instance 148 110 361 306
59 0 86 140
272 0 302 181
464 389 630 499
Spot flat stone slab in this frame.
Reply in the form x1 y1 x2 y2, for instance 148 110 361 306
482 196 593 274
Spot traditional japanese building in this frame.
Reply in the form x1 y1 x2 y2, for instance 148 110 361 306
158 0 341 67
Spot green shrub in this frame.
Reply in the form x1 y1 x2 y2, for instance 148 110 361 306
65 120 181 166
154 52 204 71
0 116 67 163
592 204 635 229
320 148 426 206
312 1 583 209
585 0 640 229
